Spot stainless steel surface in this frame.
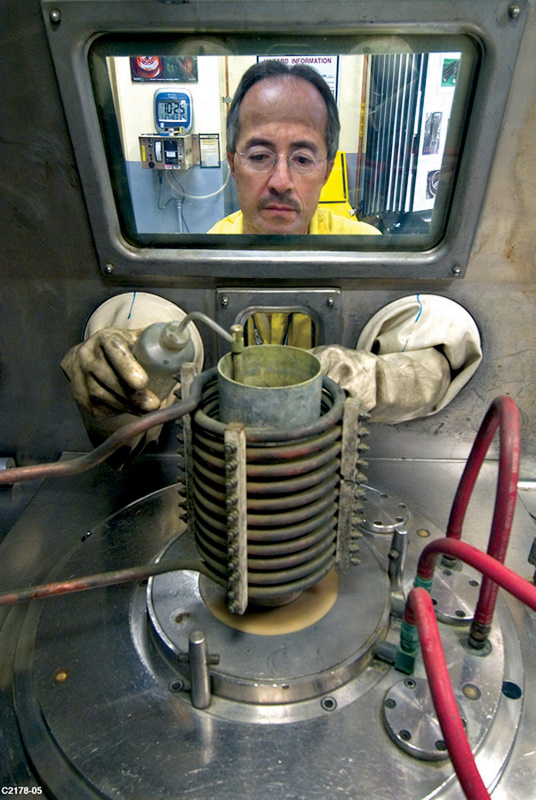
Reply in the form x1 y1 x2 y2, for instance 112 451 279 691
360 485 410 534
431 565 482 624
147 532 390 705
187 629 213 709
383 654 508 763
1 458 534 797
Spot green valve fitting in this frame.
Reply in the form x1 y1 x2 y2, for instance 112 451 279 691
394 618 420 675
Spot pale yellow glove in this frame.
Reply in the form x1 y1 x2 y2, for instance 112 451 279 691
61 327 162 418
312 345 450 423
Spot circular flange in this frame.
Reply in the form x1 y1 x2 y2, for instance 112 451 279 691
147 532 391 704
359 485 410 534
431 567 481 624
383 677 466 761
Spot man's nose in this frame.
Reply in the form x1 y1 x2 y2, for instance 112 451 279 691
267 155 294 193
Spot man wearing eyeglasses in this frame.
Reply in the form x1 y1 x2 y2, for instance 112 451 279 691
209 60 379 236
60 62 481 452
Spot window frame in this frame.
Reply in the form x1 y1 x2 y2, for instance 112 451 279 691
41 0 528 282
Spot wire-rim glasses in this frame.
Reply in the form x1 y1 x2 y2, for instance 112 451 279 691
236 147 327 176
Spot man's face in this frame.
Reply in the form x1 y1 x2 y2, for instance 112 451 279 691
228 76 334 235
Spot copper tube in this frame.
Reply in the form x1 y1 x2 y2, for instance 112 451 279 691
0 557 211 607
0 378 203 486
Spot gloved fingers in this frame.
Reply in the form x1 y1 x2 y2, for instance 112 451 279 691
62 328 162 416
97 331 149 392
82 373 162 416
65 348 92 409
80 351 148 408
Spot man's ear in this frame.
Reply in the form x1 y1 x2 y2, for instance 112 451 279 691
323 158 335 186
227 151 236 178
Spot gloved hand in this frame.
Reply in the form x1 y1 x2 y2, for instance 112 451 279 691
313 294 482 424
312 345 451 423
62 293 205 454
61 327 162 419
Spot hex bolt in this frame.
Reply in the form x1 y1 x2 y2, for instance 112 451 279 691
509 4 521 18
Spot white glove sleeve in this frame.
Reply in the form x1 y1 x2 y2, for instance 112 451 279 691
313 295 482 424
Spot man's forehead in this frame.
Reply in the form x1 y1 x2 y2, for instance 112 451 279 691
238 76 328 134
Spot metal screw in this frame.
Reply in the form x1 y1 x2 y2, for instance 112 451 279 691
53 669 70 683
220 295 229 308
327 295 334 308
321 696 337 712
508 4 521 18
49 8 61 23
103 261 115 274
451 264 462 276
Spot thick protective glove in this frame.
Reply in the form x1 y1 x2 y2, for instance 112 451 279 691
313 294 482 424
61 327 161 419
313 345 451 422
62 293 204 448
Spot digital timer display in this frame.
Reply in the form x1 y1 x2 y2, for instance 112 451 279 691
154 89 193 133
158 100 188 123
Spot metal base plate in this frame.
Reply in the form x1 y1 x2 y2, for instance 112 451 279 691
9 483 525 799
147 532 390 705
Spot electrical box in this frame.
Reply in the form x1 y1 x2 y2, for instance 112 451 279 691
139 134 194 170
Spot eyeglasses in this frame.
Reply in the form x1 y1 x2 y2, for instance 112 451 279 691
236 147 327 176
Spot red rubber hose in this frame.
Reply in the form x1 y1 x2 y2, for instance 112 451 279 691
405 587 491 800
406 535 536 799
445 396 521 640
446 396 520 545
416 537 536 612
